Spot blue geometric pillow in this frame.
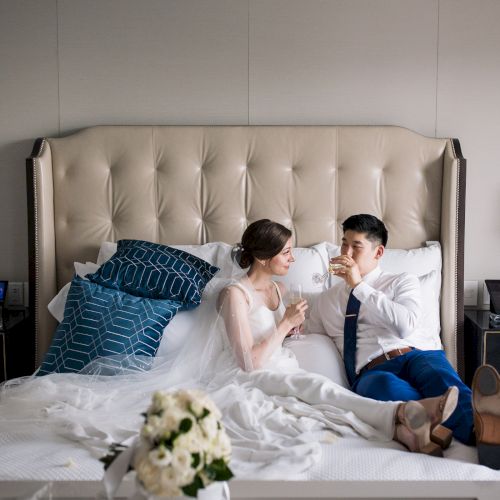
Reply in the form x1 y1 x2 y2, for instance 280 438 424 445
38 276 182 375
86 239 219 307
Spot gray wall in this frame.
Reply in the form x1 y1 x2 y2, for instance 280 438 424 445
1 0 499 304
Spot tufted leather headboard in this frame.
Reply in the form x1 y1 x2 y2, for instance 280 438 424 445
26 125 466 373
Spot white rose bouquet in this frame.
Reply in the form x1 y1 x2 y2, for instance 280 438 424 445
101 389 233 498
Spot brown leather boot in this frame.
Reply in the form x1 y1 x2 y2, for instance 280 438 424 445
417 386 458 449
472 364 500 469
395 401 443 456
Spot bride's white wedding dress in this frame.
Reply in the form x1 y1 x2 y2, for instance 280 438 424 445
0 276 399 479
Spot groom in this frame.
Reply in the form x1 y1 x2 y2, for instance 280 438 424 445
306 214 475 446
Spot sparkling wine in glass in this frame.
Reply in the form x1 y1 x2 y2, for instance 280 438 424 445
312 263 346 285
288 283 304 340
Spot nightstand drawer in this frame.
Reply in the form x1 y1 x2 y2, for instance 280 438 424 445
0 308 33 382
464 310 500 387
483 330 500 368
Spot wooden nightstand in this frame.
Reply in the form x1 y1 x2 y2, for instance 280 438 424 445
464 309 500 387
0 306 33 382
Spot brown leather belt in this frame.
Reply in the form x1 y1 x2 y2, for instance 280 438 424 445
360 347 414 374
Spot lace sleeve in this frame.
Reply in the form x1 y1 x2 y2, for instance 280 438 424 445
217 286 255 371
217 284 291 371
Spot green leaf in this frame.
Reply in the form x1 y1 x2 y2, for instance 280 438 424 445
179 417 193 434
205 459 234 481
99 443 129 471
191 452 201 469
182 474 204 497
158 434 174 449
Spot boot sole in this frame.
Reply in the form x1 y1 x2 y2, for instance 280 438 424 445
472 365 500 468
478 443 500 470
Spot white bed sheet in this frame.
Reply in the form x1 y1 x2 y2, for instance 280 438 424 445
1 428 499 483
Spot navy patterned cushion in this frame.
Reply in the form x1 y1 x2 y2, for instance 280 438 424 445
38 276 182 375
87 239 219 306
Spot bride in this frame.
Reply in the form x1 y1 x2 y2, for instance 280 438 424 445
215 218 458 457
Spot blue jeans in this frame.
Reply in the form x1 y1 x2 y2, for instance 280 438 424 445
352 349 474 444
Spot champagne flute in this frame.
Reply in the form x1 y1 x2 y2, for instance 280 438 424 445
312 263 346 284
288 283 304 340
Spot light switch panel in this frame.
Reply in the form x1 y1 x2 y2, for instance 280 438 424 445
6 282 23 306
464 280 478 306
484 282 491 305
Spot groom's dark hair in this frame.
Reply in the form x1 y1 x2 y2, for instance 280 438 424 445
342 214 388 247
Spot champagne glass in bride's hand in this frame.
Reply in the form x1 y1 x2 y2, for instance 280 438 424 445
288 283 305 340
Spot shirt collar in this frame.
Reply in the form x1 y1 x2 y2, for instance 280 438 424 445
362 265 382 285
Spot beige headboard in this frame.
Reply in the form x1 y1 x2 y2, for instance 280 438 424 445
26 125 466 373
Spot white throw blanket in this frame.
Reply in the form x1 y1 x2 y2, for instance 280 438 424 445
0 349 395 480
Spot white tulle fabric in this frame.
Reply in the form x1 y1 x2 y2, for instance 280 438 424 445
0 267 399 480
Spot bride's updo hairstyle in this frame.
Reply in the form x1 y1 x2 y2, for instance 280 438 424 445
237 219 292 269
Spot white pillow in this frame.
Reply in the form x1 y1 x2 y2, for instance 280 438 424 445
156 309 196 357
47 282 71 323
156 277 229 358
380 241 442 276
97 241 117 265
416 270 442 348
47 261 99 322
277 243 339 311
74 261 100 278
381 242 442 344
171 242 238 278
285 333 349 388
279 243 328 292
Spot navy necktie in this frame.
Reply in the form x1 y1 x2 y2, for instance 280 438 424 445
344 290 361 386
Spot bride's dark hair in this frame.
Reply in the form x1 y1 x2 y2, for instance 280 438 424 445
238 219 292 268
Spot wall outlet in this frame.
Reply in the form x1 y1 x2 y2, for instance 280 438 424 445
6 281 24 306
464 280 478 306
484 282 491 305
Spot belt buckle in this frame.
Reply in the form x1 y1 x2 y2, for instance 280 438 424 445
384 351 391 361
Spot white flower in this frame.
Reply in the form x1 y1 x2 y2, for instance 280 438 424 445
151 391 175 412
140 423 155 439
176 389 195 410
135 457 163 496
158 466 181 497
148 445 172 467
171 447 196 486
190 399 205 417
159 407 187 433
177 422 206 452
200 414 218 440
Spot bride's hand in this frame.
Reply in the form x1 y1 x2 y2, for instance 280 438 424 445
282 299 308 331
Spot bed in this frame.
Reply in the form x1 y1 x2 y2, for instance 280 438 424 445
2 125 500 499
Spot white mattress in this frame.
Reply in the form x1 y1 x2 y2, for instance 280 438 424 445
2 428 499 483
